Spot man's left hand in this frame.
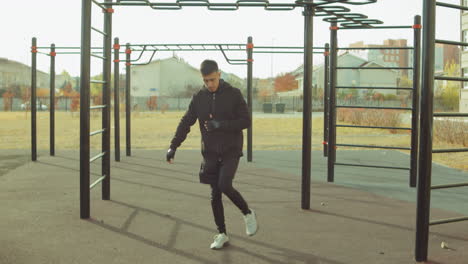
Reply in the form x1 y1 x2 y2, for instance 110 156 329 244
204 120 222 132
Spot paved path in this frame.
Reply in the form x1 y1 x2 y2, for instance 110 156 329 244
0 149 467 264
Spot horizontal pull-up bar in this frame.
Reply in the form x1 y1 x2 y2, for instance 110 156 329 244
336 143 411 151
430 217 468 226
435 39 468 47
338 47 413 50
90 175 107 189
432 148 468 153
337 66 413 70
435 76 468 82
336 105 413 110
104 0 377 9
433 112 468 117
431 182 468 190
336 124 412 130
335 162 410 170
338 25 413 30
336 86 413 90
436 1 468 11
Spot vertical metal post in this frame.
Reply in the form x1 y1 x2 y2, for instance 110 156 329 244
410 15 421 188
415 1 435 261
31 38 37 161
247 36 253 162
50 44 56 156
301 4 313 210
80 0 92 219
125 43 132 156
114 38 121 162
327 23 338 183
323 43 330 157
102 1 112 201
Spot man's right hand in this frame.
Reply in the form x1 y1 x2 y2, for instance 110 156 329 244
166 148 176 164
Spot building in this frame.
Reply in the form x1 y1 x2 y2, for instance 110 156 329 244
349 39 460 80
350 39 410 77
290 52 399 98
130 56 204 97
0 57 49 93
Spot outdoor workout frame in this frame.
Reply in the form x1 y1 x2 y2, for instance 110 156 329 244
30 43 119 161
78 0 381 219
29 41 328 164
415 1 468 262
121 42 328 163
325 16 422 188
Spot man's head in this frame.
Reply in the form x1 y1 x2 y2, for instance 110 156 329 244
200 59 221 92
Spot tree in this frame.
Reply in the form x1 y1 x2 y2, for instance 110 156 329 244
274 73 298 93
2 89 14 111
436 60 460 111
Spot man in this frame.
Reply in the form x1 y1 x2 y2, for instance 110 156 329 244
166 59 258 249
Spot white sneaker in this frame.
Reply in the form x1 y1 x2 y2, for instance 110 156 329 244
210 233 229 249
243 209 258 236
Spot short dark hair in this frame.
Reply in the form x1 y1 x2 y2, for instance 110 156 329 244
200 60 218 76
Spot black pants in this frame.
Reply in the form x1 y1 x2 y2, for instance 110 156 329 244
209 158 250 234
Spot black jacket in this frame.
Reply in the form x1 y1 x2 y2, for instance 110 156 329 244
170 79 251 160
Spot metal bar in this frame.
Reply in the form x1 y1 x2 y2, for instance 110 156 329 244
80 0 92 220
432 148 468 153
301 5 313 210
410 15 421 188
327 22 338 183
429 217 468 226
431 182 468 190
102 0 112 201
90 129 105 136
415 0 435 261
38 51 53 57
90 152 105 163
114 38 121 162
132 50 157 65
335 162 410 171
92 26 107 36
106 1 299 8
90 175 107 189
35 46 104 49
336 86 413 90
50 44 56 156
435 1 468 11
90 105 106 110
247 37 253 162
336 144 411 150
253 51 321 54
433 112 468 117
218 45 247 65
90 80 106 84
323 43 330 157
91 53 107 60
339 26 413 30
126 43 132 156
336 124 412 130
434 76 468 82
336 105 413 110
435 39 468 47
31 37 37 161
129 45 147 62
91 0 106 10
338 47 413 50
337 66 413 70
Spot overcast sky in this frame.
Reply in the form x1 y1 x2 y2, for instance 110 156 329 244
0 0 462 78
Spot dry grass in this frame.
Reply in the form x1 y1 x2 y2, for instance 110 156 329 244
0 111 466 171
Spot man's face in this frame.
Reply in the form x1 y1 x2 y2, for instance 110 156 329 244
202 71 221 92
